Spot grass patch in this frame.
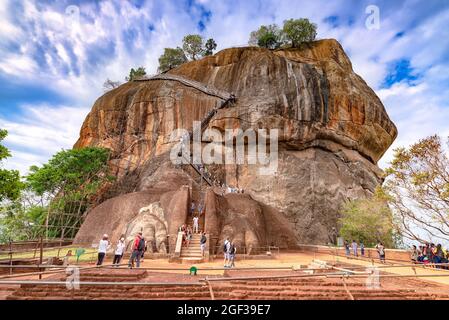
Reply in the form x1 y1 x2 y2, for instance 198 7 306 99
0 246 98 264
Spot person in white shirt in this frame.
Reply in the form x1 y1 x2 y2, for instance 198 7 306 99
113 237 126 266
96 234 110 266
193 215 199 233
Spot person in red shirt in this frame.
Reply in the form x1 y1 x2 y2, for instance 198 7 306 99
128 232 144 268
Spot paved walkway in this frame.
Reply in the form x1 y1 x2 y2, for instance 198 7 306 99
2 252 449 288
315 252 449 286
103 252 449 287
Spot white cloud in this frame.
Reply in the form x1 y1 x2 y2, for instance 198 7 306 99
0 104 90 174
0 0 448 177
0 54 38 75
377 76 449 169
0 0 23 42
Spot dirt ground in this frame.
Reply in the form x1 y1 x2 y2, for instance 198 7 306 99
1 251 449 299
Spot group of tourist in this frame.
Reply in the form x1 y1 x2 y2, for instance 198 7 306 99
179 223 208 257
180 224 192 246
224 185 244 194
190 201 203 217
410 243 449 268
344 240 366 257
92 232 449 271
95 232 147 268
179 205 202 247
343 240 386 263
191 162 244 196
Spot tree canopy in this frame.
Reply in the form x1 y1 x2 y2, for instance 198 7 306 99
384 135 449 243
157 35 217 73
126 67 147 81
249 24 284 49
249 18 318 49
25 147 113 239
282 18 317 47
103 79 122 92
27 147 111 196
158 47 188 73
338 188 399 248
0 129 23 202
204 38 217 56
182 34 204 60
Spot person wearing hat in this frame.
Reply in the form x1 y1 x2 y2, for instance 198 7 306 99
96 234 110 266
113 236 126 266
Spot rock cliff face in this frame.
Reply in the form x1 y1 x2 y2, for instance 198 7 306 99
73 39 397 249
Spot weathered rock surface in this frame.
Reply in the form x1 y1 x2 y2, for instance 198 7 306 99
73 39 397 248
125 202 168 253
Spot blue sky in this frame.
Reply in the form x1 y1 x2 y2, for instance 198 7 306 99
0 0 449 174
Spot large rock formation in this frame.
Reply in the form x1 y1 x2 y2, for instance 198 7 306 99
73 39 397 249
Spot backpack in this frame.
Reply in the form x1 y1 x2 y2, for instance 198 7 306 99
137 238 145 251
223 242 228 253
229 245 235 254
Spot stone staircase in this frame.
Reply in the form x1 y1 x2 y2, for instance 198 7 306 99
180 233 204 264
0 284 19 300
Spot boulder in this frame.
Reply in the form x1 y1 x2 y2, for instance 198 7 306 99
73 39 397 246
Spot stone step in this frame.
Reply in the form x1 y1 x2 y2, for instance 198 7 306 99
181 258 204 264
181 247 202 252
180 254 203 258
10 287 440 299
181 252 202 256
9 285 449 300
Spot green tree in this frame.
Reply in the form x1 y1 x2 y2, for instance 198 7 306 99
0 129 11 160
0 129 23 202
204 38 217 56
0 201 47 243
126 67 147 81
384 135 449 243
26 147 113 239
182 34 204 60
338 188 399 248
248 24 284 49
282 18 317 47
158 47 188 73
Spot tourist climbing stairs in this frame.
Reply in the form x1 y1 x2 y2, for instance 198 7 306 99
181 90 235 187
142 73 236 187
180 233 204 264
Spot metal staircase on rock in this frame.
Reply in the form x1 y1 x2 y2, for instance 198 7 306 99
135 72 237 188
135 73 233 100
137 73 236 263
